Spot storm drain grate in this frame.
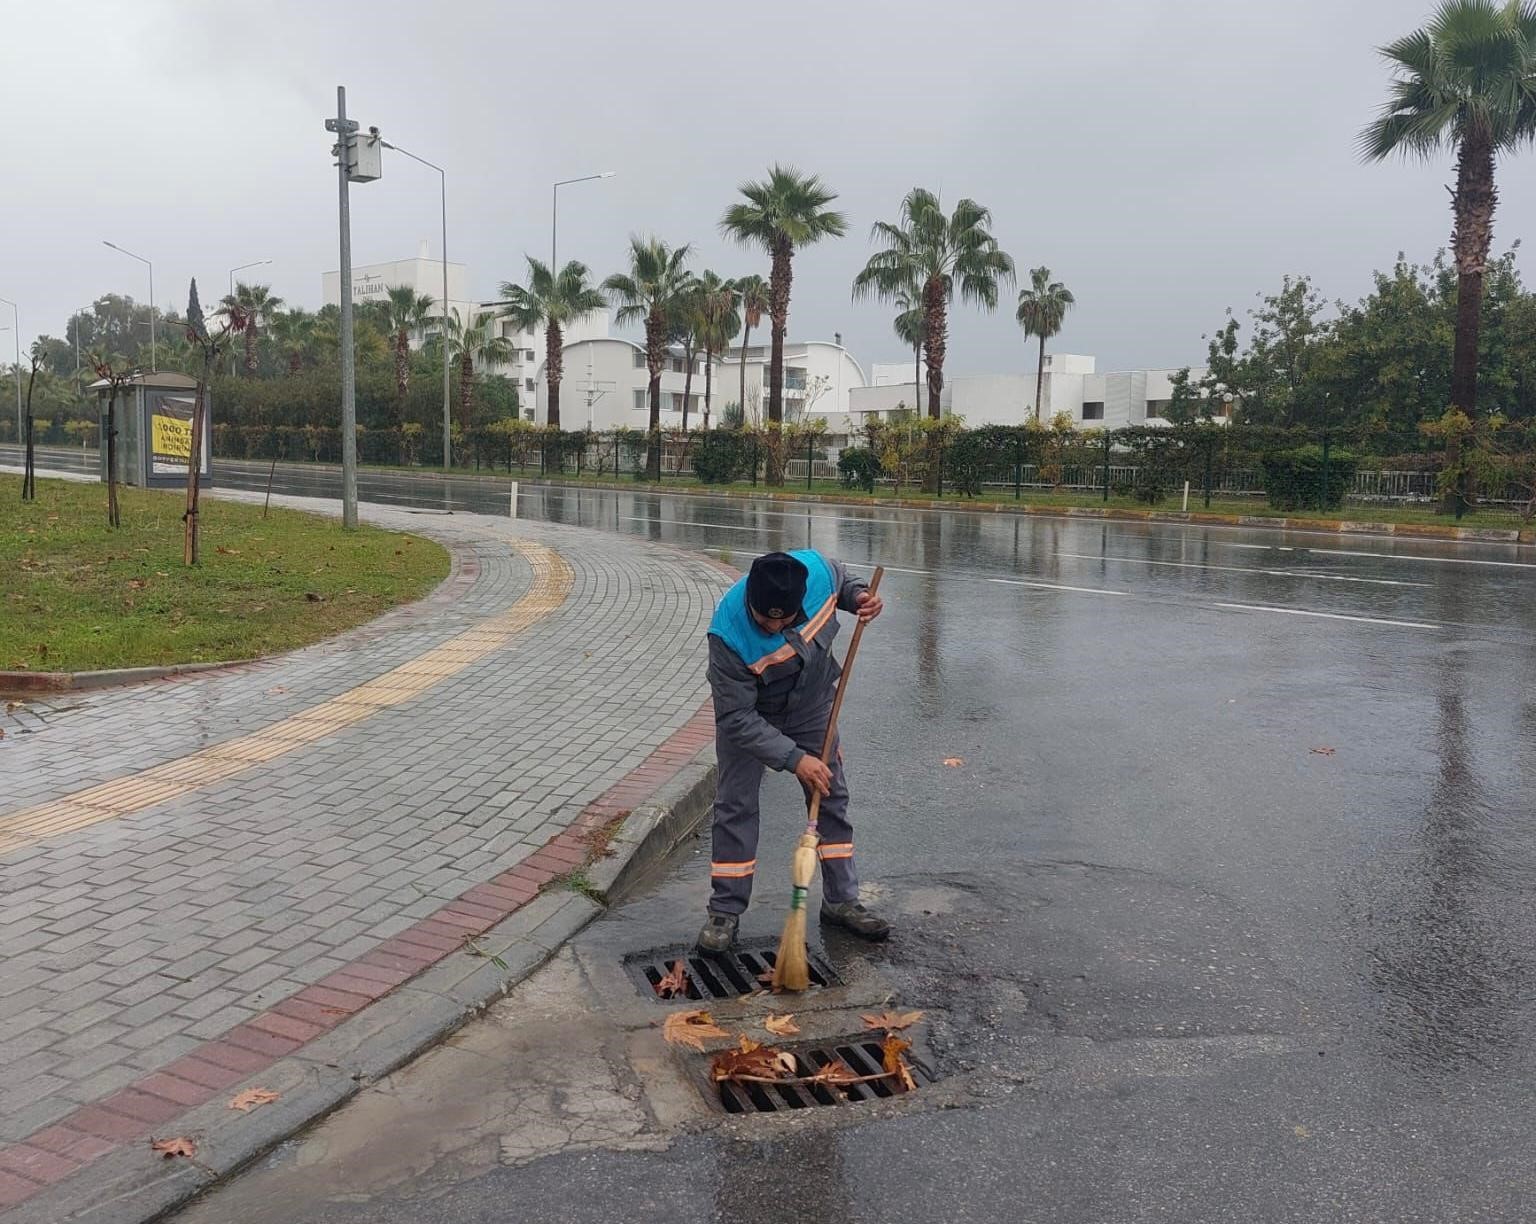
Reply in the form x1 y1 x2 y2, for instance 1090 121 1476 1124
717 1040 934 1114
625 938 837 1002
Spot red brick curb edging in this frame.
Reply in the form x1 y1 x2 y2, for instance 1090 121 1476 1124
0 703 714 1212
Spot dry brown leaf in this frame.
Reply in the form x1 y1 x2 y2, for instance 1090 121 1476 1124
216 545 240 555
127 578 147 590
806 1057 863 1086
228 1087 280 1112
661 1009 730 1051
711 1035 798 1083
1310 747 1336 756
653 959 689 999
861 1009 925 1032
881 1033 918 1093
756 967 776 987
763 1013 800 1037
943 757 965 768
151 1136 197 1159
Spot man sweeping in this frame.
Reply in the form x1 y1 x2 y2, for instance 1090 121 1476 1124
697 549 887 954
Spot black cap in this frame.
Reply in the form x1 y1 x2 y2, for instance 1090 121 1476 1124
746 552 808 621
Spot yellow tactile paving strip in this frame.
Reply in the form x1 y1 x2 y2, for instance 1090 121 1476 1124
0 540 574 857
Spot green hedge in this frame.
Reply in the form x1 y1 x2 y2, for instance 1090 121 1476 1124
1259 445 1358 510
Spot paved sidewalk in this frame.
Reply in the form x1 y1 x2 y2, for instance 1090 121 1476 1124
0 494 729 1218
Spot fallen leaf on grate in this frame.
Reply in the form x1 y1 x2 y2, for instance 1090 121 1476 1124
756 967 776 988
806 1057 863 1087
654 960 689 999
228 1088 280 1112
943 757 965 768
151 1136 197 1160
711 1036 798 1083
662 1009 730 1051
881 1033 918 1093
861 1009 924 1032
763 1013 800 1037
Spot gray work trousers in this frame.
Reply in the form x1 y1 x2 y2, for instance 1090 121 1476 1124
708 703 858 916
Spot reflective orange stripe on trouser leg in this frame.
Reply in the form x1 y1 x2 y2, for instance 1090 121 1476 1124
710 860 757 878
816 843 854 860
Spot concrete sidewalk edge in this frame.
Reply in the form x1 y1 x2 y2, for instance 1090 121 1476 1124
8 755 720 1224
0 661 258 697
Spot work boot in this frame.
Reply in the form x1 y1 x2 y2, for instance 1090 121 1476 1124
696 911 739 955
820 900 891 941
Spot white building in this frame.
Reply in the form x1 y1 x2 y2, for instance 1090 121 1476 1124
723 339 868 431
533 337 729 430
848 354 1206 430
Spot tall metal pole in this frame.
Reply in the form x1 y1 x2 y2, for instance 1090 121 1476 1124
228 259 272 376
335 86 359 529
551 171 616 273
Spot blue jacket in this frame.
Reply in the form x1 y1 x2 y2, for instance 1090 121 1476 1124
706 550 869 772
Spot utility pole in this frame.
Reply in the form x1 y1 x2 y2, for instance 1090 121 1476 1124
326 88 381 528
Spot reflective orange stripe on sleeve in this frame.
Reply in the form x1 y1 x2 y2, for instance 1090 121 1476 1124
710 859 757 878
816 842 854 860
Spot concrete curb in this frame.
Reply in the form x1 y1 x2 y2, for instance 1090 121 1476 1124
6 754 719 1224
0 661 257 697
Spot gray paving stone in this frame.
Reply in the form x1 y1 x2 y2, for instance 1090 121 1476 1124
0 501 725 1142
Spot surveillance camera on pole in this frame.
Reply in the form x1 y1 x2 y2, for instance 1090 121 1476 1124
325 86 381 529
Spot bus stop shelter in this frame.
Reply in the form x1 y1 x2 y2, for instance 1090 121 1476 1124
90 371 211 489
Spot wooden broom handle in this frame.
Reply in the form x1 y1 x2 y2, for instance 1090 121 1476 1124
805 566 884 828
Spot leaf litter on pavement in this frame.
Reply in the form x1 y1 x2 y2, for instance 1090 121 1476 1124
662 1010 730 1051
151 1136 197 1160
653 959 690 999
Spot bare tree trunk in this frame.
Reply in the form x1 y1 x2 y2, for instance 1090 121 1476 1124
21 361 37 501
1035 334 1046 424
739 320 752 425
922 276 947 421
767 237 792 486
703 350 713 429
185 352 212 565
546 319 563 430
646 307 664 481
914 343 921 414
106 387 120 529
681 344 695 431
1445 130 1497 516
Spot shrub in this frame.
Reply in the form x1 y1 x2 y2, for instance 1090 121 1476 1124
837 447 881 493
1260 445 1358 510
693 430 752 484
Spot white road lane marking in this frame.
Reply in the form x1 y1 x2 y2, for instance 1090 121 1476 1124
1307 547 1536 570
989 578 1128 597
1050 550 1429 587
1214 602 1441 630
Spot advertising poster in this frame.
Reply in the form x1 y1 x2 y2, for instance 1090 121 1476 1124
147 394 209 480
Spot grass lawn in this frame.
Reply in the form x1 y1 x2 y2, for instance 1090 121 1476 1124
1 475 450 673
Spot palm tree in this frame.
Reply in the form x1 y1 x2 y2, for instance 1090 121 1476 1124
436 308 514 429
734 273 769 424
693 271 741 428
499 258 607 430
378 286 435 401
268 308 316 375
603 237 693 479
892 288 926 411
1362 0 1536 514
720 166 847 449
853 187 1014 420
669 274 703 430
219 282 284 375
1015 267 1076 423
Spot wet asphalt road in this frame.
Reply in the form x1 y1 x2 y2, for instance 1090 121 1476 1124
15 451 1536 1221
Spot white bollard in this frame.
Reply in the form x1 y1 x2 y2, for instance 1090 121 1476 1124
509 480 519 519
1182 480 1190 512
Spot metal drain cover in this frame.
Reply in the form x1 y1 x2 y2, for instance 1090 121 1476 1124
625 938 837 1001
717 1039 934 1114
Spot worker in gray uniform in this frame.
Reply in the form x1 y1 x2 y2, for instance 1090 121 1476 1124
697 549 888 954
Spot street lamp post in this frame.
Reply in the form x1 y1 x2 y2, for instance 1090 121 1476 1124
551 171 615 272
102 241 155 371
228 259 273 375
379 139 452 470
0 298 19 440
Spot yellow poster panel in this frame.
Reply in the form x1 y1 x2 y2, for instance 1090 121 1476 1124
152 412 192 460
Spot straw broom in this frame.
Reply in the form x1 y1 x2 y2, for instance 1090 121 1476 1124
773 566 884 992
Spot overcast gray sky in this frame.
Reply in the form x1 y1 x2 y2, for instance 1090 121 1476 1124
2 0 1530 376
